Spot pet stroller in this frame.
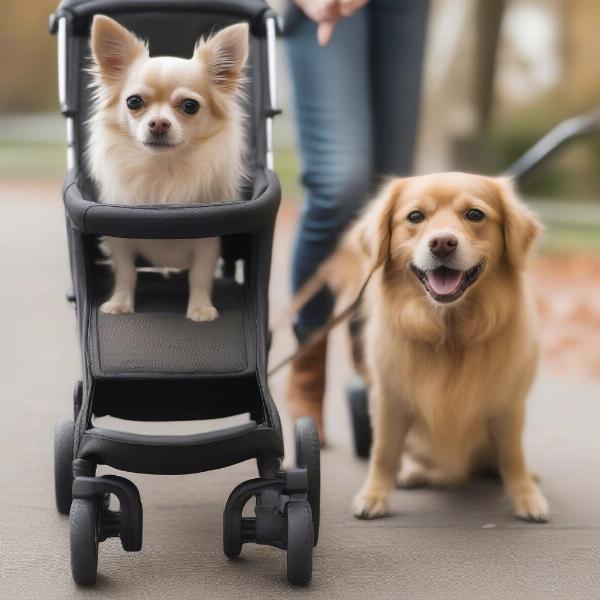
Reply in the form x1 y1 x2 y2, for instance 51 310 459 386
49 0 320 586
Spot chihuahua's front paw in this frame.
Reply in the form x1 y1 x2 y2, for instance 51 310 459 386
352 488 389 520
187 306 219 322
512 489 549 523
100 299 134 315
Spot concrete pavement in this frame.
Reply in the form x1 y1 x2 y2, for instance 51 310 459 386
1 182 599 599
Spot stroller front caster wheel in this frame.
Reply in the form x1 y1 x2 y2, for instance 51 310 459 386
70 498 99 586
223 519 242 559
54 418 74 515
286 501 313 586
294 417 321 545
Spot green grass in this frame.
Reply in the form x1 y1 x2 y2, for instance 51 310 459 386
1 140 598 254
541 223 600 253
0 139 302 191
486 106 600 199
0 140 65 179
274 144 302 201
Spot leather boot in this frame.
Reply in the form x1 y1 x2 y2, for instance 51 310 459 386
286 336 327 445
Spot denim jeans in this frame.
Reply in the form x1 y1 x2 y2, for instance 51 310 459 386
285 0 430 340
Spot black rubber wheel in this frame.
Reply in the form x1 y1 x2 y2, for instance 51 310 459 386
54 417 74 515
294 417 321 545
223 515 242 558
70 498 99 586
286 501 313 586
347 378 372 458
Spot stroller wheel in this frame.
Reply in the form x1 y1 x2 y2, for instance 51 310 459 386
347 378 372 458
70 498 99 586
54 418 74 515
294 417 320 545
223 513 242 559
286 501 313 586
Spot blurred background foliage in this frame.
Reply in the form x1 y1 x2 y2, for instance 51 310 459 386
0 0 599 214
0 0 58 113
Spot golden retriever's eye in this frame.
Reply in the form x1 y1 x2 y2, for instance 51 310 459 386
180 99 200 115
126 95 144 111
465 208 485 222
407 210 425 224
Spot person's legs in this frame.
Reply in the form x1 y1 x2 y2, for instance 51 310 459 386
369 0 430 176
286 10 373 339
342 0 430 385
285 10 372 442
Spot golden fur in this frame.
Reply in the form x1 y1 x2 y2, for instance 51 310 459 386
322 173 549 521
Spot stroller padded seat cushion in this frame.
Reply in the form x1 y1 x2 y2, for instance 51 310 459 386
91 278 253 376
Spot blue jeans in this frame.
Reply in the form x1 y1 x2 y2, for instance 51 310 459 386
285 0 429 340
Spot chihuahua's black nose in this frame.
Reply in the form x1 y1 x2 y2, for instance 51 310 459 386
429 234 458 258
148 118 171 136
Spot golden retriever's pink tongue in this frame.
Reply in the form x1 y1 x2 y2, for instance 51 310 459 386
427 268 462 295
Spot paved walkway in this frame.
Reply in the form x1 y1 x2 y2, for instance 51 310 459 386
1 182 599 599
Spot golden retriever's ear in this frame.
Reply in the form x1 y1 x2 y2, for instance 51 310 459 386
350 178 405 270
495 177 543 269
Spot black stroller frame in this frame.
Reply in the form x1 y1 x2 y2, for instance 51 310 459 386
50 0 319 587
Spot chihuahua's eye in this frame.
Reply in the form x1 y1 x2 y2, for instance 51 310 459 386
126 95 144 111
407 210 425 224
180 99 200 115
465 208 485 222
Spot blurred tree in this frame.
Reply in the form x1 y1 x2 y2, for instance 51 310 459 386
0 0 58 113
561 0 600 112
416 0 506 173
451 0 506 169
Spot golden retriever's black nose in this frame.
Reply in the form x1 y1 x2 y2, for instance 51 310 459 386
429 234 458 258
148 118 171 136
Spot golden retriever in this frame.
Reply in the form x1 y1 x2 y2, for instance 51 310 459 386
319 172 549 522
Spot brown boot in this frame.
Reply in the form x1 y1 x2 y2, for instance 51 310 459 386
286 336 327 445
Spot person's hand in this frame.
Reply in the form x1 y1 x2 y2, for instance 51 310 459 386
293 0 339 24
336 0 369 18
316 0 368 45
294 0 369 46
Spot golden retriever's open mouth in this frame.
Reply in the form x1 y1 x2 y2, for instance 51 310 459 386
410 262 484 303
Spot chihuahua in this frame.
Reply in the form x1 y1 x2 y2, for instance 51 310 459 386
88 15 248 321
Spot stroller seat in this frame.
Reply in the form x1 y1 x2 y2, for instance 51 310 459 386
92 277 253 376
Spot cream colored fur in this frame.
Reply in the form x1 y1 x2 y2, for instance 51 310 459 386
87 15 248 321
324 173 549 522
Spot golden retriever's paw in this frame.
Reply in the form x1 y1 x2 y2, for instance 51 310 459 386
397 464 429 489
187 306 219 322
512 491 549 523
397 472 428 489
100 300 134 315
352 489 389 519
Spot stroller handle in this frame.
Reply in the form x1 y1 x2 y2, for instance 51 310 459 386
63 169 280 239
50 0 275 33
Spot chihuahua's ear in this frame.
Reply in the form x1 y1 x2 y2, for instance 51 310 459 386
347 178 406 272
494 177 543 269
195 23 249 92
91 15 147 80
